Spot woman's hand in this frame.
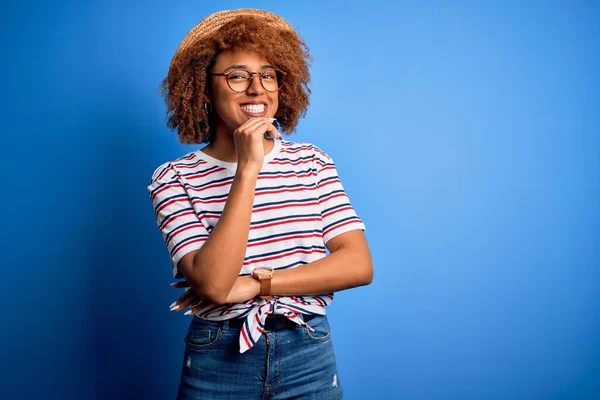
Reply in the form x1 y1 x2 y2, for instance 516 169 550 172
233 117 281 172
169 276 261 315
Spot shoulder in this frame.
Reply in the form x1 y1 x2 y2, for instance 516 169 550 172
279 139 332 161
148 149 200 184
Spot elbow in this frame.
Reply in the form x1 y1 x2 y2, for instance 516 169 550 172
204 293 228 306
205 289 228 305
191 281 228 305
187 253 230 305
361 268 374 286
359 259 374 286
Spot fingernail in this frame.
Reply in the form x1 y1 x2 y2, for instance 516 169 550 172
268 118 276 121
170 305 180 311
169 301 177 308
170 282 177 287
184 310 193 316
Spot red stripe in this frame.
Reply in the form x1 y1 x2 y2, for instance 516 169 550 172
313 147 328 158
278 305 302 315
256 185 316 196
246 233 322 248
240 326 252 348
254 200 320 213
257 171 317 180
175 160 209 170
270 159 313 167
157 166 172 180
280 146 313 154
254 313 264 333
318 178 341 190
166 224 206 246
322 206 353 219
156 197 190 217
319 192 345 204
244 248 326 265
192 198 227 205
250 217 321 230
172 237 206 255
161 210 197 228
151 182 179 200
186 168 226 180
323 220 362 236
186 179 233 193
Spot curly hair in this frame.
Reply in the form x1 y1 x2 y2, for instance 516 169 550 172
160 15 312 144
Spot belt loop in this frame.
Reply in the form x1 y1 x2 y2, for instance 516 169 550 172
221 319 229 333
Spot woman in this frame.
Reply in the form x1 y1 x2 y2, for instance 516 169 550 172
147 8 373 400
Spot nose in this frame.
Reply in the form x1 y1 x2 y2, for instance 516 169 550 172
246 73 264 95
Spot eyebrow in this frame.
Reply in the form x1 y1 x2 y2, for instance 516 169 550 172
225 64 275 70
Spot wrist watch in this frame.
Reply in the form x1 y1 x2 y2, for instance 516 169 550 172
251 266 274 300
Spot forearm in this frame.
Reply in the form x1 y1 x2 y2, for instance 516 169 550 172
270 247 373 296
190 168 258 303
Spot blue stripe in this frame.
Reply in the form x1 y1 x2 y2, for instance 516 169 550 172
252 212 322 225
188 183 316 202
321 202 352 215
179 164 221 176
276 301 315 315
272 154 313 163
257 167 316 177
164 220 206 242
247 229 323 244
169 234 208 257
281 144 314 152
323 216 362 232
317 175 339 187
256 307 265 329
253 197 320 209
190 193 229 202
155 193 188 210
318 189 345 202
244 245 326 262
183 175 234 189
255 182 315 192
158 206 197 230
149 178 178 195
243 318 257 346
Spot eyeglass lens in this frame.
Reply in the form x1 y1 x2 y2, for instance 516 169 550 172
227 69 282 92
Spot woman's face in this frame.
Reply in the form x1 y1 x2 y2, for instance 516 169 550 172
209 49 279 135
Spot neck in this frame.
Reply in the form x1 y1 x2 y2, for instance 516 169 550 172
203 124 275 163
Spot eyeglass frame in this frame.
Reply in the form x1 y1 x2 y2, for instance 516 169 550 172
210 67 287 93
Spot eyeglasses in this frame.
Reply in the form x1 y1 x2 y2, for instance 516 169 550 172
211 68 287 93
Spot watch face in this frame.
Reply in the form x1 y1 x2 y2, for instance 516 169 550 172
254 266 273 274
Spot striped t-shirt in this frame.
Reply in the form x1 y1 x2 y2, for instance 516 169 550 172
146 137 366 353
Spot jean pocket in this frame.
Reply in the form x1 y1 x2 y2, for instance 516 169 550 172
302 315 331 343
184 318 222 350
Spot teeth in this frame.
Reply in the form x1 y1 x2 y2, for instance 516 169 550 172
241 104 265 113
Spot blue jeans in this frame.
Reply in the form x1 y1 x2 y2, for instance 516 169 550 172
176 314 344 399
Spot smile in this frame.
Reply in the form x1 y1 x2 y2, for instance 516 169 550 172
240 103 266 115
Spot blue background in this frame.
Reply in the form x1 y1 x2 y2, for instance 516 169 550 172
1 0 598 399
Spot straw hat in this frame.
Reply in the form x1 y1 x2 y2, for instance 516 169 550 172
169 8 296 75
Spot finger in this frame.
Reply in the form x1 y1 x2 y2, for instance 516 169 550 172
186 300 207 315
234 117 267 133
176 292 203 310
245 120 281 139
237 117 279 135
169 289 195 311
